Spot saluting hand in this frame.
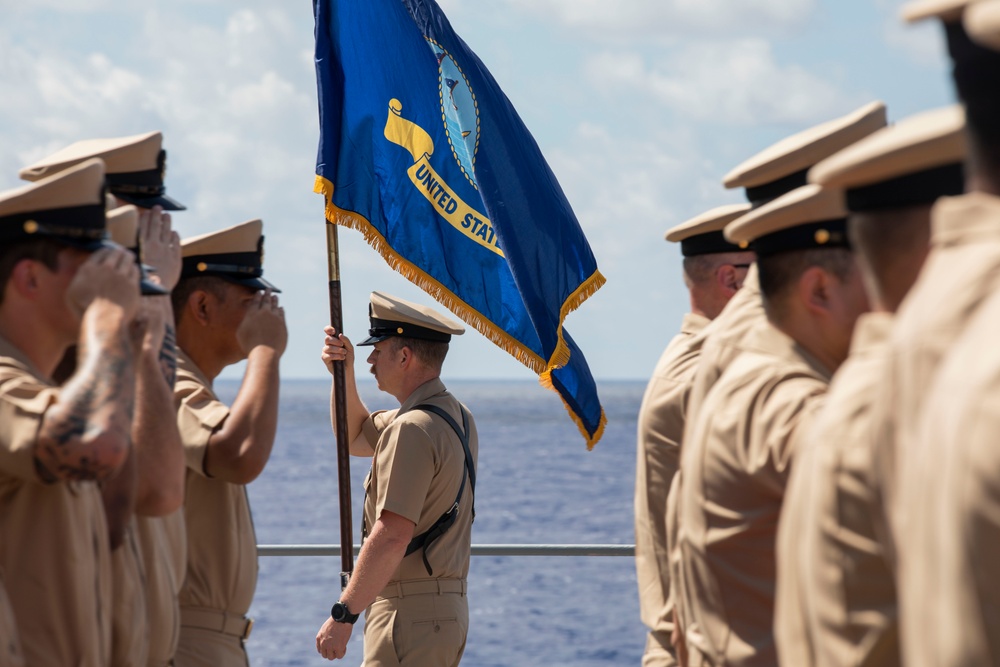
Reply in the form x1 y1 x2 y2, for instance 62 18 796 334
138 205 182 291
320 325 354 375
236 290 288 356
136 294 168 356
316 616 353 661
67 246 141 322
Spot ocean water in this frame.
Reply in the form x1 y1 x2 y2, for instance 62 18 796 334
216 378 647 666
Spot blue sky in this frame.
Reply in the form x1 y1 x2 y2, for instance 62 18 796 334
0 0 954 381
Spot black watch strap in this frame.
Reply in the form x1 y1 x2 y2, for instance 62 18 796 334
331 601 360 624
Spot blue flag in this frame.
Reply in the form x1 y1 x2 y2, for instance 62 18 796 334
313 0 606 447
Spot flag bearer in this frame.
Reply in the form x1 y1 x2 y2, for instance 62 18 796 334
316 292 477 666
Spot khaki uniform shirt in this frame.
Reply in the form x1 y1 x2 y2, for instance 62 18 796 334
684 265 765 424
775 313 898 667
635 312 709 651
361 378 478 583
0 334 112 666
873 192 1000 557
671 266 766 635
110 518 149 667
894 287 1000 666
678 321 830 667
174 352 257 615
136 509 186 667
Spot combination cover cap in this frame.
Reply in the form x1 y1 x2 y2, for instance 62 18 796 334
180 219 279 293
19 131 186 211
358 291 465 346
665 203 752 256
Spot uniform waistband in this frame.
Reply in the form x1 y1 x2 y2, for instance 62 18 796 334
378 578 467 599
180 606 254 640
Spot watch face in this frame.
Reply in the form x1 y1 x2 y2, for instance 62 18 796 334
332 603 345 621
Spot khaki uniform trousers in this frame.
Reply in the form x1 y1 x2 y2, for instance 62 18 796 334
363 579 469 667
174 608 252 667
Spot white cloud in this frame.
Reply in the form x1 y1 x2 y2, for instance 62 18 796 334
0 48 147 175
501 0 817 38
0 1 951 381
585 40 858 126
0 0 113 10
0 4 334 379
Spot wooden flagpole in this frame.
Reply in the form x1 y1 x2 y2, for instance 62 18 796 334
326 221 354 589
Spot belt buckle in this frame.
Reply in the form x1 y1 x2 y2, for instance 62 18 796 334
242 617 254 641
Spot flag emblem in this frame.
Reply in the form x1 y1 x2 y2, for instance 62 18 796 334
314 0 608 446
430 40 480 187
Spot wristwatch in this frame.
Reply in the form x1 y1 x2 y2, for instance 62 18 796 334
331 601 359 624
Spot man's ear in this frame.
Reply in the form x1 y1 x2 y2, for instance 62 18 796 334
188 290 213 327
799 265 833 317
8 258 43 300
397 344 413 368
716 264 741 297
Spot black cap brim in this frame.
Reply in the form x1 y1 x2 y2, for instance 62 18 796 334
59 240 169 295
115 192 187 212
225 275 281 294
357 334 390 346
56 237 112 252
140 278 169 296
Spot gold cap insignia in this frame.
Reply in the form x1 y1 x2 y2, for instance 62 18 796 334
23 220 38 234
197 262 208 272
739 240 749 249
397 327 404 334
815 229 831 245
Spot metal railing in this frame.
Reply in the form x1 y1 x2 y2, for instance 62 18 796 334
257 544 634 557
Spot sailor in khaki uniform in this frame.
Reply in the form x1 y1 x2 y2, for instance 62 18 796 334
886 3 1000 664
687 101 887 416
107 205 185 667
0 158 144 666
636 205 754 667
316 292 477 666
677 185 869 667
171 220 286 667
774 106 966 667
671 102 887 660
864 0 1000 565
22 132 188 667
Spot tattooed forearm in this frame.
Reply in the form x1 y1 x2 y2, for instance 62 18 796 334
35 322 136 482
159 323 178 387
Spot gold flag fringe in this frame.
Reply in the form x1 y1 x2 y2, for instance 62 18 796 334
540 364 608 450
315 174 607 448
